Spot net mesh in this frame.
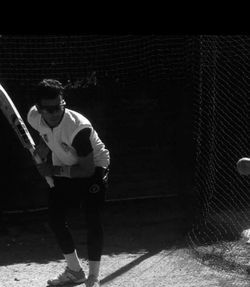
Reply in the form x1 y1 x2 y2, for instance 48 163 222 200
2 34 250 280
188 35 250 275
0 35 193 210
0 35 186 86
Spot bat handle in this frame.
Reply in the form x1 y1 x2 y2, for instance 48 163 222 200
44 175 55 188
31 150 55 188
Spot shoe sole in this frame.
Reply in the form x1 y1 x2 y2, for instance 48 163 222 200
47 279 86 286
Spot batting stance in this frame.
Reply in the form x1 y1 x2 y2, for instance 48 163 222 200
27 79 110 287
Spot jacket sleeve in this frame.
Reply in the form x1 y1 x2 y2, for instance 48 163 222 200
71 128 93 157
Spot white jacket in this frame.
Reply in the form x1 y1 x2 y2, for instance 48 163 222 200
27 106 110 168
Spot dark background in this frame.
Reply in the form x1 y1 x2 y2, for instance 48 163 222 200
0 35 198 212
2 35 250 277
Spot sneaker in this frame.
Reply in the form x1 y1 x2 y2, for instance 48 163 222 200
47 267 86 286
85 275 100 287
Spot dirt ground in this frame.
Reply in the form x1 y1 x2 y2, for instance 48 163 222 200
1 198 250 287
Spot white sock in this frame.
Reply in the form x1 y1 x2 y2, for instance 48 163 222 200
64 250 82 272
88 261 100 279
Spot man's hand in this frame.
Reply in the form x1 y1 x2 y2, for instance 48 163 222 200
34 140 50 161
237 158 250 176
36 162 54 177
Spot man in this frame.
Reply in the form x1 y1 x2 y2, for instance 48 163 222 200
27 79 110 287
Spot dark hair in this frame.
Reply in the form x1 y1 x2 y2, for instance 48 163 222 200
35 79 64 105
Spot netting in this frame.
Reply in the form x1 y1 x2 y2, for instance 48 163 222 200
3 34 250 280
188 35 250 276
0 35 194 211
0 35 186 86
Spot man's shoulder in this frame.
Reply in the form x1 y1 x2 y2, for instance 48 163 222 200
63 109 92 142
65 108 91 126
28 105 39 116
27 105 40 129
65 108 87 118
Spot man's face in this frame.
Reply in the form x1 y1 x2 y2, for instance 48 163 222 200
38 96 65 128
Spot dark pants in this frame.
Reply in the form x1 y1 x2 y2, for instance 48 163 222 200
48 167 108 261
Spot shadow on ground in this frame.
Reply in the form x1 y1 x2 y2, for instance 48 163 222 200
0 197 190 267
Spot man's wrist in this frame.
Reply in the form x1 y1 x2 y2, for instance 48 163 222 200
53 166 60 176
53 166 71 178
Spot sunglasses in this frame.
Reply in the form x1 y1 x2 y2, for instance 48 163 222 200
38 100 66 114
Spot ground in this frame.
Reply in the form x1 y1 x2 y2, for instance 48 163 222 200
1 198 250 287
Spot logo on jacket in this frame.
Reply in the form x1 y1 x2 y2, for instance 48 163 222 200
61 142 71 152
89 184 100 194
